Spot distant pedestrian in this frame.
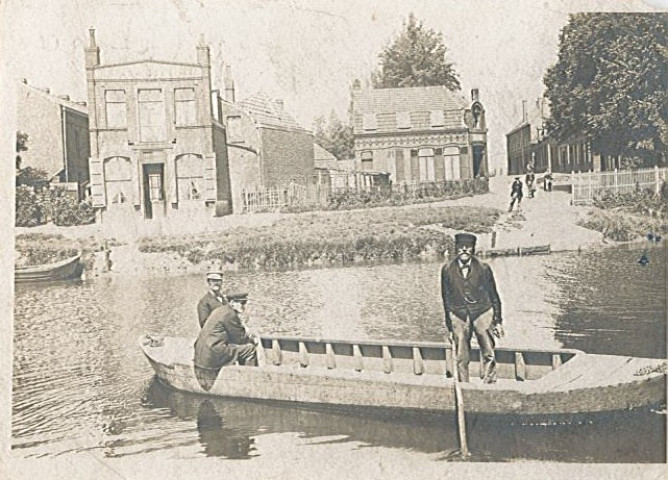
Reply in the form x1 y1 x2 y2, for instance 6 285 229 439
509 177 523 212
525 171 536 198
440 233 504 383
197 271 227 328
543 170 553 192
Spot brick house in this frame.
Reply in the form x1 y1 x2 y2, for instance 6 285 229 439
85 29 232 229
351 83 489 184
218 90 315 210
507 98 598 175
17 80 90 196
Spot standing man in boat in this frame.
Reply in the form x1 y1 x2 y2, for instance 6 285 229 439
197 271 227 328
194 291 259 370
441 233 504 383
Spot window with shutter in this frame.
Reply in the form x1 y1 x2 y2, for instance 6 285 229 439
176 153 204 201
104 156 133 206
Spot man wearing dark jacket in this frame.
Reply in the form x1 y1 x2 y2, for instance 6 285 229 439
194 291 258 370
197 271 227 328
441 233 504 383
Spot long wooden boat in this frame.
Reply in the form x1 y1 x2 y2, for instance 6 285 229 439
482 244 551 258
140 335 666 416
15 252 83 284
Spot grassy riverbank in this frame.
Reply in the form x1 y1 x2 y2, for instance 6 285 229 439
578 192 667 241
137 205 501 271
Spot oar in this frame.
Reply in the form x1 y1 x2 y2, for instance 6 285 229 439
449 332 471 459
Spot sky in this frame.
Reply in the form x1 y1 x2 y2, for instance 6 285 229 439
1 0 665 171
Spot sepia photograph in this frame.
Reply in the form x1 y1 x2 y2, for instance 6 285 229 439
1 1 666 478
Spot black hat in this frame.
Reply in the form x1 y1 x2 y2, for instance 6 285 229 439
454 233 477 247
224 290 249 303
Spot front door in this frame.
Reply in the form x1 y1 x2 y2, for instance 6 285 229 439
472 146 485 177
142 163 165 220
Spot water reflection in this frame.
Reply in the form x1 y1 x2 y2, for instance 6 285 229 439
143 378 665 463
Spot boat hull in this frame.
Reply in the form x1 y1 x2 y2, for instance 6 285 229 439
141 336 666 415
15 253 83 284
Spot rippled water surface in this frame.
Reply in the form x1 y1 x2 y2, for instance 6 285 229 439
12 245 666 462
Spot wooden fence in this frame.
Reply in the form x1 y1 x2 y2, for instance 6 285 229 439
241 178 490 213
241 184 308 213
571 166 667 205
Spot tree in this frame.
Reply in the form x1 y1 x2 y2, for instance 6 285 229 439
313 110 354 160
15 130 50 189
373 13 460 90
16 131 28 170
544 13 668 167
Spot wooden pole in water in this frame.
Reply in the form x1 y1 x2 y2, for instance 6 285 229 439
450 333 470 458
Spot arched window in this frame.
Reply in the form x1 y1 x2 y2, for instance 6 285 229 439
176 153 204 201
104 156 133 205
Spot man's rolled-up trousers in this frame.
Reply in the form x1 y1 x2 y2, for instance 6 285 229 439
451 309 496 382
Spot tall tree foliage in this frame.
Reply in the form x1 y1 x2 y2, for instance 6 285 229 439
313 111 354 160
373 13 460 90
544 13 668 167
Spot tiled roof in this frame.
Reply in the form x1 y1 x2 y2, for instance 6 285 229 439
352 86 468 115
21 82 88 115
238 93 305 131
313 143 338 168
351 86 469 134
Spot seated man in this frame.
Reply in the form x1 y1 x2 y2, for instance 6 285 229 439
197 271 227 328
194 291 258 371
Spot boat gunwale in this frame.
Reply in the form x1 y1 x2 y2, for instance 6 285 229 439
256 334 585 357
15 252 82 273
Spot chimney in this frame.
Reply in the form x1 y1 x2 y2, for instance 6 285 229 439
471 88 479 102
352 79 361 90
21 78 27 84
274 99 284 111
223 65 235 102
58 95 70 101
522 100 527 123
196 36 210 67
85 27 100 69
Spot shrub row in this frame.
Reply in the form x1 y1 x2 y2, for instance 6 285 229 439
16 186 95 227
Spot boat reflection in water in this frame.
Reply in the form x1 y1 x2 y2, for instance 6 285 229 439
144 378 459 459
143 378 665 462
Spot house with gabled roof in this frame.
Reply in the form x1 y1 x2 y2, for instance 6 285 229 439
17 80 90 197
350 83 489 185
507 98 598 176
217 89 315 210
84 29 232 230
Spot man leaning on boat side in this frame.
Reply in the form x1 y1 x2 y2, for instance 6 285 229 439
194 291 259 370
197 271 227 328
441 233 504 383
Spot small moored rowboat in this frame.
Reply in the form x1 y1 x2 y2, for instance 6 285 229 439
140 335 666 415
15 252 83 284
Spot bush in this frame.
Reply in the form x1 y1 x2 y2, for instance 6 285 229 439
15 186 43 227
15 186 95 227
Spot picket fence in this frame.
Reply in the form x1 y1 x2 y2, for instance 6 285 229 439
571 166 667 205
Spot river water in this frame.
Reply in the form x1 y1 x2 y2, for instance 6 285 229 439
12 244 666 463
